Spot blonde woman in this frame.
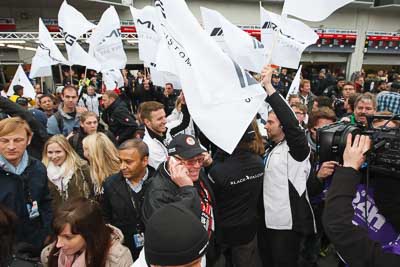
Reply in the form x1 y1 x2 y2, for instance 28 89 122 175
42 135 94 210
82 132 120 197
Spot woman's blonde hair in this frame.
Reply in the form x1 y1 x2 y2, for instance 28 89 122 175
82 133 119 188
42 135 86 171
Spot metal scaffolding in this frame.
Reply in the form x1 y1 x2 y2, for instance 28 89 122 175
0 32 138 41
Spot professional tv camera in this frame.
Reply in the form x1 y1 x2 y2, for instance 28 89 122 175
316 115 400 177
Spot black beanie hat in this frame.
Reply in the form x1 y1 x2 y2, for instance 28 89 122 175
145 204 209 266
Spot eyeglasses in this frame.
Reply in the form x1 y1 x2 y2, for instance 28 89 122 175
177 156 205 166
295 112 306 116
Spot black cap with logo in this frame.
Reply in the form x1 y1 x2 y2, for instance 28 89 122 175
167 134 205 159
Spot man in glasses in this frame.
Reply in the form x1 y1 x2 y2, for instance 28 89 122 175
142 133 215 265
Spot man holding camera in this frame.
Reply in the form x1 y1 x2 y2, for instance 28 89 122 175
323 134 400 266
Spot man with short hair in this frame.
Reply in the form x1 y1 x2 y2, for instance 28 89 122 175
140 101 169 169
354 74 365 93
0 117 52 256
102 139 155 260
78 85 102 116
299 79 316 112
102 90 138 144
142 134 215 265
38 94 56 118
312 96 333 112
162 83 178 116
47 86 86 136
259 65 314 267
351 93 376 125
334 82 356 118
323 76 345 98
271 72 286 97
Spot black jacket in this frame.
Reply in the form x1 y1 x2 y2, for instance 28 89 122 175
209 148 264 246
101 167 155 260
101 98 138 145
0 157 52 256
69 127 116 159
323 167 400 267
141 161 215 226
141 162 219 264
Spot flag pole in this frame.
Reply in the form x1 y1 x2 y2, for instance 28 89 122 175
261 1 285 67
51 66 56 93
40 77 44 94
58 64 64 85
69 65 73 84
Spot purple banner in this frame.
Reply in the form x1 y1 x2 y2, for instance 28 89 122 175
352 184 400 251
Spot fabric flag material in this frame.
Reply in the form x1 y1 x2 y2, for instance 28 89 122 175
130 6 160 67
201 7 266 73
286 65 302 100
283 0 353 22
88 6 126 71
103 69 124 90
150 67 182 89
30 18 68 78
154 0 267 153
131 6 181 88
7 65 36 99
260 7 318 69
58 0 100 70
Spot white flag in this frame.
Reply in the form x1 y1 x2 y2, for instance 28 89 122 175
286 65 302 100
201 7 266 73
88 6 126 71
283 0 353 22
130 6 160 67
58 0 100 70
131 6 181 88
30 18 68 78
7 65 36 99
150 67 181 89
103 69 124 90
260 7 318 69
155 0 267 153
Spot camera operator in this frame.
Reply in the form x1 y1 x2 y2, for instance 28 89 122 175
333 82 356 118
323 134 400 266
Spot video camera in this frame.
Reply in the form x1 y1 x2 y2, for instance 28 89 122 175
316 115 400 177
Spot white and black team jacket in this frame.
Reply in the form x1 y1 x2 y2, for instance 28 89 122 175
263 92 315 235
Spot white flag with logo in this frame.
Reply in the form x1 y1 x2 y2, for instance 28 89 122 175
88 6 126 71
103 69 124 90
58 0 100 70
131 5 181 88
154 0 267 154
30 18 68 78
260 7 318 69
286 65 302 100
201 7 266 73
130 6 160 67
283 0 353 22
7 65 36 99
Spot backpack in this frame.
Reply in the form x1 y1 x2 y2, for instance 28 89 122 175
54 112 64 134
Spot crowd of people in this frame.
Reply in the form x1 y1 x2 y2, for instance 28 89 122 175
0 63 399 267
